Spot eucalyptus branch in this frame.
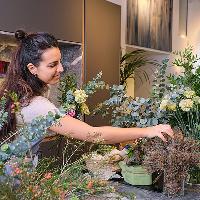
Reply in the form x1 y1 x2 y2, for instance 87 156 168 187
0 111 62 162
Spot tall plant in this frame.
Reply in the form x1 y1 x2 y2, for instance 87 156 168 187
120 50 155 86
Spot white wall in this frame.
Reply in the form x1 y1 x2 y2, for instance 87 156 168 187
187 0 200 56
132 0 200 97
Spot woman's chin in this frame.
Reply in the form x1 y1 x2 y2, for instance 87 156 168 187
48 79 60 85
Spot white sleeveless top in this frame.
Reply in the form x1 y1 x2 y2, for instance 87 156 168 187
17 96 61 125
16 96 62 157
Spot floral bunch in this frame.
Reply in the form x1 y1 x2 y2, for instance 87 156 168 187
59 72 106 119
156 47 200 140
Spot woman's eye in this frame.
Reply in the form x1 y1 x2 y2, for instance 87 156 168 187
49 62 58 68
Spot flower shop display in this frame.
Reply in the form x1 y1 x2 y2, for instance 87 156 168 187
93 47 200 197
0 46 200 198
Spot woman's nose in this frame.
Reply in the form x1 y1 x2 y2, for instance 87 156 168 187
58 63 64 73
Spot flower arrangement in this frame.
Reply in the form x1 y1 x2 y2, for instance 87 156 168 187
159 86 200 139
59 72 107 119
157 47 200 140
0 73 125 199
93 47 200 196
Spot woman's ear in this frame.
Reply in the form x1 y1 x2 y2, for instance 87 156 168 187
27 63 37 76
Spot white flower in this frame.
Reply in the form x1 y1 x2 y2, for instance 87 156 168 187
183 88 195 98
163 94 170 100
179 99 194 111
160 98 176 111
191 68 197 74
193 96 200 104
74 89 88 103
160 99 169 110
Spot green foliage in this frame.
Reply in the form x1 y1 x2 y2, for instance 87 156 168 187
0 183 18 200
151 59 169 100
120 50 156 86
0 95 8 130
0 111 61 162
93 85 166 128
169 46 200 96
189 166 200 184
58 73 77 105
0 152 113 199
82 71 107 95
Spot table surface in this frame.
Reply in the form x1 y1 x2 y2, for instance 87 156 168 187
113 181 200 200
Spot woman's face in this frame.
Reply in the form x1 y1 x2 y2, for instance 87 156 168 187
30 47 64 85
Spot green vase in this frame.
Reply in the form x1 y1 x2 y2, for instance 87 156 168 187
119 161 152 185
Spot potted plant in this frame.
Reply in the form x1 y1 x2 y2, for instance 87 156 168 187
118 140 152 186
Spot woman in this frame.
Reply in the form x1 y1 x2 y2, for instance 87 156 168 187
0 30 173 145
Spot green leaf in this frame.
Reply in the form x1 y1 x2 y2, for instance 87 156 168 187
1 144 9 152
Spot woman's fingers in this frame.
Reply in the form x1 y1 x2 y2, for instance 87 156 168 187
157 132 167 142
146 124 174 141
158 124 174 138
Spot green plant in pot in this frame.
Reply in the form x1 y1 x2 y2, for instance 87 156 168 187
120 50 156 87
118 139 152 186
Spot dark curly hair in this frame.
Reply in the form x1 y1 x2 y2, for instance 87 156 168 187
0 30 59 136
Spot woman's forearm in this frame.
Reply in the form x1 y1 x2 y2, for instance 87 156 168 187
50 115 173 144
91 126 148 144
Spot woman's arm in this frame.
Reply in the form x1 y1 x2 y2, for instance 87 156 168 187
49 115 173 144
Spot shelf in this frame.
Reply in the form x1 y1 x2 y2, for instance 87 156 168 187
126 44 171 55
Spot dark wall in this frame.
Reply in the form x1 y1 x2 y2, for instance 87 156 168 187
85 0 121 126
0 0 82 42
0 0 121 126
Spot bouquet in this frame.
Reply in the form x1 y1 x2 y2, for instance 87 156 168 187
156 47 200 140
59 72 107 119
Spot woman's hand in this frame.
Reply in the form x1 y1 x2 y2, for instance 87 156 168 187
145 124 174 142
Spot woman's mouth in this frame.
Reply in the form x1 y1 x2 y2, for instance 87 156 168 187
53 74 60 78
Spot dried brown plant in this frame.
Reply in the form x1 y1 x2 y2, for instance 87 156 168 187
143 132 200 196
